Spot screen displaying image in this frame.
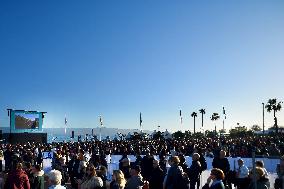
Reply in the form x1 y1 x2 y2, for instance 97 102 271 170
15 112 40 129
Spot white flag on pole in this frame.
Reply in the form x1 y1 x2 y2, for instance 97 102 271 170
64 115 67 134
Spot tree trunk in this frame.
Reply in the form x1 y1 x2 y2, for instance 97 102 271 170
201 114 204 128
274 109 278 134
194 117 196 134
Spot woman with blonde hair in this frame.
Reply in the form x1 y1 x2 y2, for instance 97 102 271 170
110 170 126 189
248 167 270 189
80 164 103 189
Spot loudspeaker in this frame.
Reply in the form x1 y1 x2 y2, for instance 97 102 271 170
71 131 74 138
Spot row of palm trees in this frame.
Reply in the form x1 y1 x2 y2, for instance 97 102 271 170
189 98 282 134
190 109 220 134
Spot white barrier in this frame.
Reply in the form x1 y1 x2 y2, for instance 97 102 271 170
3 155 278 174
39 156 278 189
108 155 279 173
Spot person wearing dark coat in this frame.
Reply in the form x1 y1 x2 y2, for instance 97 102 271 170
4 162 31 189
202 168 225 189
68 153 80 189
158 155 167 175
36 147 43 166
149 159 165 189
212 150 230 187
212 150 230 175
195 148 207 189
178 154 189 175
119 155 131 180
164 156 188 189
125 165 144 189
164 156 181 189
141 151 154 181
29 164 44 189
188 153 202 189
4 146 13 171
247 167 270 189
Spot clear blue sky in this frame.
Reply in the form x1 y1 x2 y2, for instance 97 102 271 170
0 0 283 133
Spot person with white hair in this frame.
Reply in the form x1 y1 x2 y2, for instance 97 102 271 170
47 169 66 189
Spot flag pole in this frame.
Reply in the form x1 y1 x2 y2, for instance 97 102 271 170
222 106 226 133
179 110 182 129
99 115 103 141
139 112 142 133
64 115 67 142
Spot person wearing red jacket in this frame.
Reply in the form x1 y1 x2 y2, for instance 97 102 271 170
4 161 30 189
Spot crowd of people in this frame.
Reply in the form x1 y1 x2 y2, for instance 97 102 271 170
0 134 283 189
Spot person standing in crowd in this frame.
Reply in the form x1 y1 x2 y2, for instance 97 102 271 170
149 159 165 189
0 171 4 189
119 155 131 180
141 150 154 181
193 148 207 189
255 160 268 177
47 169 66 189
29 164 44 189
188 153 201 189
36 147 43 166
0 147 3 172
164 156 189 189
97 165 108 189
134 152 143 167
275 155 284 189
67 153 80 189
110 170 127 189
158 155 167 175
4 145 13 171
4 162 31 189
125 165 144 189
80 164 103 189
212 150 230 187
247 167 269 189
202 168 225 189
235 158 249 189
178 154 189 176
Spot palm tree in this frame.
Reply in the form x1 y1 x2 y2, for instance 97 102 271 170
199 109 206 129
191 112 198 134
265 98 283 133
211 113 220 135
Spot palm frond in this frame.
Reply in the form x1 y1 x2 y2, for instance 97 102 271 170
191 112 197 117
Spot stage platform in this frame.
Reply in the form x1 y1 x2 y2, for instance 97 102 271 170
2 132 47 144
